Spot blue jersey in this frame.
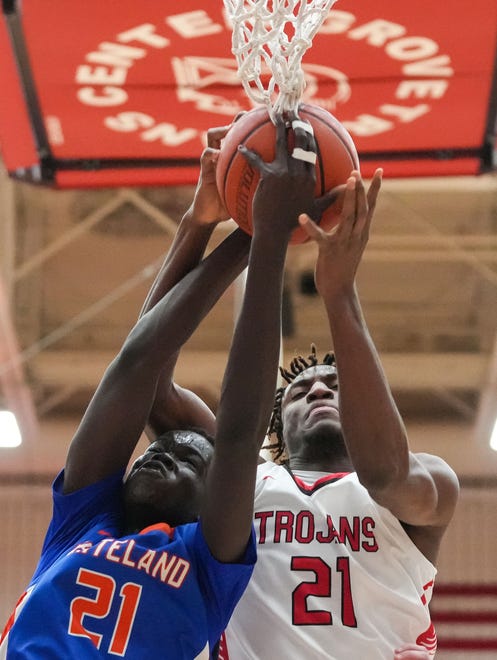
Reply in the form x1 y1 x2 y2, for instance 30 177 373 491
1 470 256 659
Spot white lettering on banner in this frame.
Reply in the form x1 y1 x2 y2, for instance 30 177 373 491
73 9 455 146
117 23 170 48
172 56 243 115
397 80 448 100
342 115 393 137
342 104 430 136
316 16 454 138
76 24 169 108
403 56 454 77
141 123 197 146
45 115 65 146
319 10 356 34
175 83 241 115
166 10 223 38
342 107 430 136
348 19 407 46
78 86 128 107
104 112 198 146
380 103 430 123
76 65 128 86
324 16 453 79
104 112 156 132
386 37 439 61
86 43 147 69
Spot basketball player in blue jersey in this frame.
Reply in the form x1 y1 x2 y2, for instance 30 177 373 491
127 121 457 656
0 115 333 659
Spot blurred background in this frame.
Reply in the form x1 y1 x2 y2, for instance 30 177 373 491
1 1 496 656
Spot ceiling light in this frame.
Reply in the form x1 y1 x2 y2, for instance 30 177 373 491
0 410 22 447
490 418 497 452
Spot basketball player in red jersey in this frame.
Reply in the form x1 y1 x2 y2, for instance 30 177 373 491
1 115 332 659
134 117 454 658
221 169 459 659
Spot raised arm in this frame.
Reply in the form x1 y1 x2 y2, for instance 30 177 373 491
143 226 250 438
201 116 344 562
63 207 249 495
140 125 250 437
299 171 459 561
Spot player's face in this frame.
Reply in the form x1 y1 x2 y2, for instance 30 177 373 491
123 430 213 527
281 365 341 455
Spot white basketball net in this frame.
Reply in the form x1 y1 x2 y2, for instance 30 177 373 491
223 0 337 119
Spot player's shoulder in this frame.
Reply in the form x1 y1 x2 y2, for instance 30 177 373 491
413 451 460 519
414 452 459 486
255 461 290 491
256 460 286 478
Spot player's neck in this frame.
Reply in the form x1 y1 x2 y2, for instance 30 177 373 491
288 453 352 473
123 504 170 536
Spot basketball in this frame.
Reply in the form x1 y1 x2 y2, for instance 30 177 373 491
216 103 360 245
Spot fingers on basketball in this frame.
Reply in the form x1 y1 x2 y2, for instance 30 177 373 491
238 144 264 171
215 104 360 244
366 168 383 213
274 115 289 160
298 213 321 241
206 125 231 149
200 147 219 170
292 119 315 158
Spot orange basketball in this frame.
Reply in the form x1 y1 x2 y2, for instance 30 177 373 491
216 103 360 245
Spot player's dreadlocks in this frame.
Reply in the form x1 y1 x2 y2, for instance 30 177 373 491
265 344 336 461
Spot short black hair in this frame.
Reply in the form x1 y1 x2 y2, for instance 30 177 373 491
156 426 215 448
265 345 335 461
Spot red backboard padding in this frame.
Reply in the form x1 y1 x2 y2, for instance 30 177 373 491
1 0 496 187
0 8 38 172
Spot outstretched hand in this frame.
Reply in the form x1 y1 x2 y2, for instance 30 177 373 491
298 168 382 301
238 113 319 238
188 124 232 225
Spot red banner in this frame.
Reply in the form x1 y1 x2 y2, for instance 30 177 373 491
1 0 496 186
